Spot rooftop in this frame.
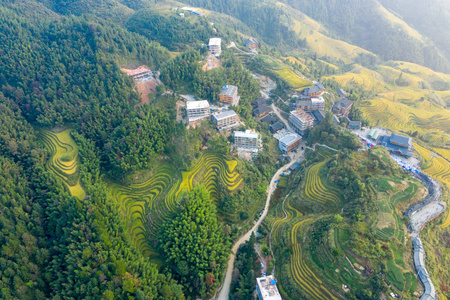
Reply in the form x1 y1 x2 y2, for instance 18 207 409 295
252 97 268 107
256 276 282 300
390 133 412 147
126 66 151 76
280 132 301 147
212 109 237 120
310 110 325 123
270 122 284 132
254 105 271 115
303 83 324 95
220 85 238 97
261 115 277 124
209 38 222 46
348 120 362 126
245 38 259 44
290 109 315 122
235 130 259 139
186 100 210 110
334 98 353 110
311 97 325 104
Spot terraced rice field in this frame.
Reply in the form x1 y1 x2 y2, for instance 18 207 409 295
290 218 342 299
414 144 450 228
274 67 313 90
324 67 386 93
40 130 85 199
108 154 242 259
303 160 341 208
361 98 450 136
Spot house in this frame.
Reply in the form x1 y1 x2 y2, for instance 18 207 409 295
234 130 261 150
378 133 413 157
347 120 362 129
252 97 268 108
181 7 206 17
302 83 324 98
253 105 271 118
256 276 282 300
219 85 240 106
179 13 185 18
279 132 301 153
125 66 153 82
332 98 353 117
310 110 325 124
211 110 240 131
261 115 277 124
244 38 259 50
270 122 284 133
296 97 325 111
289 109 315 134
186 100 210 125
208 38 222 57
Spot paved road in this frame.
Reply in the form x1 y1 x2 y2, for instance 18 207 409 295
271 103 293 131
215 153 301 300
324 91 335 105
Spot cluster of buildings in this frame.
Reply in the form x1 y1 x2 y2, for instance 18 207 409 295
184 83 263 158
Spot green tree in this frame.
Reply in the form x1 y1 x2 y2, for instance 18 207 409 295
159 186 231 298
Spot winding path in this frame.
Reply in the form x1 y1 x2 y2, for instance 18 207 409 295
215 152 302 300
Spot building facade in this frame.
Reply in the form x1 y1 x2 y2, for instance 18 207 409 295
296 97 325 111
253 105 271 118
302 83 324 98
219 85 240 106
279 132 301 153
186 100 211 124
126 66 152 82
234 130 260 150
332 98 353 117
289 109 315 134
208 38 222 57
211 110 240 131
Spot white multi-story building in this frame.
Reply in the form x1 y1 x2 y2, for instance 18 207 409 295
289 109 315 134
296 96 325 111
234 130 260 150
208 38 222 57
256 276 282 300
211 110 240 131
186 100 211 124
279 132 302 153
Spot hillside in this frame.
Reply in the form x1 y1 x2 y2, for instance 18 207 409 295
0 0 449 299
278 0 450 73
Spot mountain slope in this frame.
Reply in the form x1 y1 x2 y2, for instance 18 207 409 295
279 0 450 73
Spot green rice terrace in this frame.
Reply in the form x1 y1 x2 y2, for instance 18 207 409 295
107 154 243 264
266 146 423 299
40 129 86 199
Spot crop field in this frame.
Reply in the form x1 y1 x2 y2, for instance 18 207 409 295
361 98 450 136
40 130 85 199
414 144 450 228
290 218 342 300
303 160 341 208
273 67 313 90
108 154 242 260
324 67 386 93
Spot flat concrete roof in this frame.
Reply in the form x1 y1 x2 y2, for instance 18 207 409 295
209 38 221 46
186 100 210 110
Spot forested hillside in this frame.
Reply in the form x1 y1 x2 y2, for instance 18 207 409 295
279 0 450 73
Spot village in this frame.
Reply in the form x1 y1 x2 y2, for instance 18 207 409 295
122 32 424 300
